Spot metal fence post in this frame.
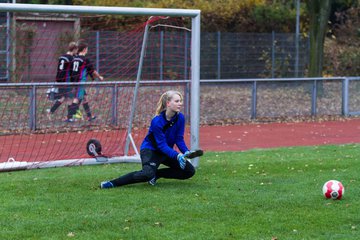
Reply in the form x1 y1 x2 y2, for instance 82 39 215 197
5 9 10 81
95 31 101 97
295 0 300 78
29 85 36 130
217 31 221 79
160 30 164 81
96 31 100 72
311 80 317 116
111 83 118 126
251 81 257 119
342 77 349 116
271 31 275 78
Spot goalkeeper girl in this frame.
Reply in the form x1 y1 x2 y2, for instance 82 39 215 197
100 90 196 188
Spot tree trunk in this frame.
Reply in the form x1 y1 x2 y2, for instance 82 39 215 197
306 0 333 77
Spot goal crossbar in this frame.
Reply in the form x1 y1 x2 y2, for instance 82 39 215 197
0 3 200 17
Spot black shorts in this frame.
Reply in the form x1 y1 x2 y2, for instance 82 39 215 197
58 86 71 98
140 148 182 170
68 87 87 100
141 148 168 168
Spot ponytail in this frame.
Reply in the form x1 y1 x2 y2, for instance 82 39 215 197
155 90 183 115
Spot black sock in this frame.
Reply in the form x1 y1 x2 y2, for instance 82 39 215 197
67 103 78 119
83 102 92 118
50 100 62 114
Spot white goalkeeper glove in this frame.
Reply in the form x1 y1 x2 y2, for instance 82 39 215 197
177 153 187 169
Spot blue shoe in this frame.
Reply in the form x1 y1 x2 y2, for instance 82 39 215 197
148 176 157 186
100 181 114 189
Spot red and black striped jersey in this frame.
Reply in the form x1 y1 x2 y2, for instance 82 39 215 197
71 55 95 83
55 54 73 82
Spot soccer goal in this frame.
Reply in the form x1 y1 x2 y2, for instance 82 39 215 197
0 3 200 171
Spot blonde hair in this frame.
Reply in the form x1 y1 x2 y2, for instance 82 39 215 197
155 90 183 115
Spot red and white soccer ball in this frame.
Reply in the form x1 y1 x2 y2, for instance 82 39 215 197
322 180 344 200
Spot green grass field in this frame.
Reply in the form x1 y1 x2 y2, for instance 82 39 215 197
1 144 359 240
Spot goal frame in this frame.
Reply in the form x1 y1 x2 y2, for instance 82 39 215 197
0 3 201 167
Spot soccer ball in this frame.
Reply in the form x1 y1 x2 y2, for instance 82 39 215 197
322 180 344 200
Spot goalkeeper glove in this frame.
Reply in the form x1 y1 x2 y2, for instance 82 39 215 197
177 153 187 170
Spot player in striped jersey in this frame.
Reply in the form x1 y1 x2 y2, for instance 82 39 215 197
47 42 78 120
65 40 103 122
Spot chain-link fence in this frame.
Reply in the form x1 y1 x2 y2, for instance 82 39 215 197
86 31 309 80
201 32 309 79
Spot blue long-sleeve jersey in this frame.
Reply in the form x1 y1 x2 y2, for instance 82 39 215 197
140 111 189 160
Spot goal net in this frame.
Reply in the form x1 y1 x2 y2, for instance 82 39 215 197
0 4 200 171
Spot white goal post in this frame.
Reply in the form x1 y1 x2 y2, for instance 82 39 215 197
0 3 201 168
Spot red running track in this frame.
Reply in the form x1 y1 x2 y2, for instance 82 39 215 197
198 119 360 151
1 119 360 164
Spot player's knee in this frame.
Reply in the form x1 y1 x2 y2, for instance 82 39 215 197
184 164 196 179
143 165 156 180
133 165 156 181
